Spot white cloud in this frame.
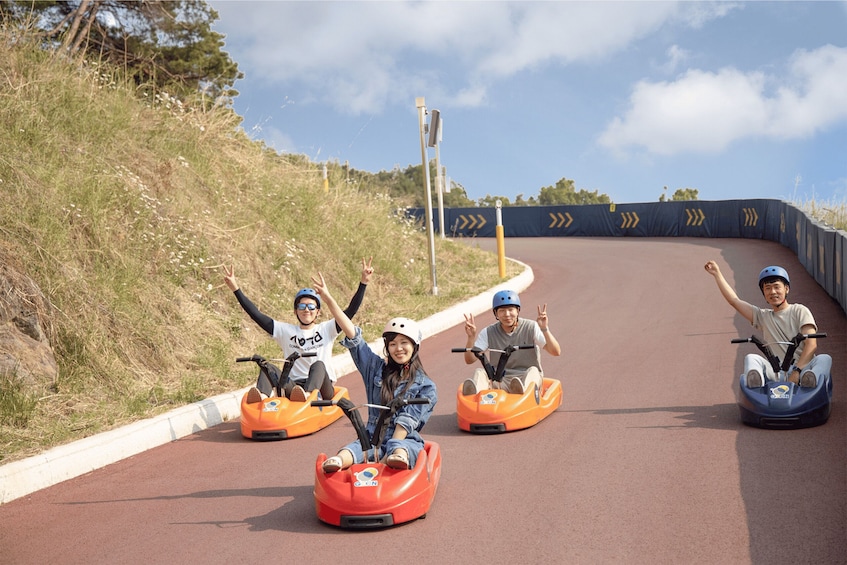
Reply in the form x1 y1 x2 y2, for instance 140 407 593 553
659 45 690 74
598 45 847 156
473 2 682 77
678 0 744 29
211 1 736 115
766 45 847 137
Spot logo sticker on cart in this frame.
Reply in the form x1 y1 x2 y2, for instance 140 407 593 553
480 392 497 405
354 467 379 487
769 385 790 399
262 400 281 412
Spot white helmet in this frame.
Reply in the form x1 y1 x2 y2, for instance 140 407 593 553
382 317 422 345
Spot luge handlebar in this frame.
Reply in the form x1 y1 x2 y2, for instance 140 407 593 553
452 344 535 382
311 397 431 409
731 333 827 374
235 351 317 363
731 332 827 344
450 345 535 353
310 397 431 457
236 352 318 396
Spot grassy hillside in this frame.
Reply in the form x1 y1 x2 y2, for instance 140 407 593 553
0 35 517 463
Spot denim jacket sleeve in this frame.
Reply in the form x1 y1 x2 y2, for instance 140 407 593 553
341 327 385 390
394 370 438 433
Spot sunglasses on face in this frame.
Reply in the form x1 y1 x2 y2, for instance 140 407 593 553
296 303 318 311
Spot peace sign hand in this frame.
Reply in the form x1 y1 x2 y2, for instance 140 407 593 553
463 313 477 338
223 265 239 292
311 272 333 302
361 256 375 284
537 304 549 331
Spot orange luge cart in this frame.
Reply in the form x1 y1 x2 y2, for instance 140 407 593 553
312 397 441 529
453 346 562 433
236 354 349 440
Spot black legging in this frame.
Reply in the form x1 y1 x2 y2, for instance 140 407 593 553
257 360 334 400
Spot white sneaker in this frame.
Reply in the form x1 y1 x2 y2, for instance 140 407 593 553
289 385 308 402
799 372 816 387
508 378 525 394
322 456 343 473
746 371 764 388
245 387 262 404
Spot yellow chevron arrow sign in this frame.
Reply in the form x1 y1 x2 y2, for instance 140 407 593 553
458 214 487 230
685 208 706 226
548 212 573 229
620 211 640 229
743 207 759 226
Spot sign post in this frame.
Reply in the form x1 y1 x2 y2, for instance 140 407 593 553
416 97 438 295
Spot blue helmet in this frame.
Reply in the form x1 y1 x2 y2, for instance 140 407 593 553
294 288 321 309
758 266 790 292
492 290 521 311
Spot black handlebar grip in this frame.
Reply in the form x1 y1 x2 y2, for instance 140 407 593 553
301 352 317 357
311 400 334 407
806 332 827 339
451 348 468 353
405 398 431 405
730 338 749 343
235 357 253 362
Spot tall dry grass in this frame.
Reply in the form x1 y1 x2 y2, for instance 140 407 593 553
0 32 516 462
793 197 847 231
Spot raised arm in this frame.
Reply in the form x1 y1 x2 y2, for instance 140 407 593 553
338 257 374 331
223 265 274 335
312 272 356 339
463 313 478 365
537 304 561 356
704 260 754 324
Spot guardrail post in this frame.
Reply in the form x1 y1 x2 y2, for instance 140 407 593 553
496 200 506 278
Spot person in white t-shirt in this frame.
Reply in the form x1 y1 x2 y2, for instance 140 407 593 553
224 258 373 402
704 261 832 388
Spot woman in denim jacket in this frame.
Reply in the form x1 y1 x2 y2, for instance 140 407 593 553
311 272 437 473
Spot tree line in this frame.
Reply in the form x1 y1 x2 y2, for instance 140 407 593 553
344 162 699 208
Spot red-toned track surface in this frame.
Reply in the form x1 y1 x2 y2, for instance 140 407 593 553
1 238 845 564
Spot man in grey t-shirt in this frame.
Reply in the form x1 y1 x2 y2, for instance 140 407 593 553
461 290 561 395
704 261 832 388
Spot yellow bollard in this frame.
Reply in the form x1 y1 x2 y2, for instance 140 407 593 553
322 163 328 193
496 200 506 278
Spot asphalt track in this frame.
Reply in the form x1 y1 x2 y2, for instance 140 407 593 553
1 237 845 565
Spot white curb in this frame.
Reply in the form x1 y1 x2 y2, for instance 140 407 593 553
0 261 532 504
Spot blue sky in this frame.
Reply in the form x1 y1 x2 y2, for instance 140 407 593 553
209 1 847 205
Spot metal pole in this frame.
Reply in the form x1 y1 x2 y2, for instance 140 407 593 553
435 141 445 239
415 97 438 295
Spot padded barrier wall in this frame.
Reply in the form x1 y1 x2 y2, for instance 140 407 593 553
407 199 846 315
